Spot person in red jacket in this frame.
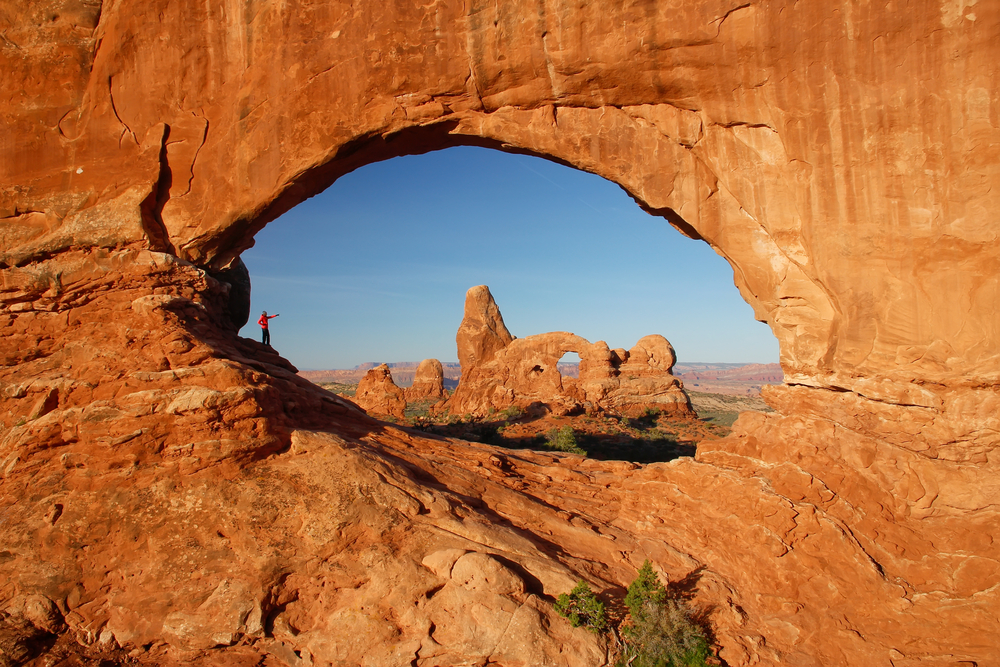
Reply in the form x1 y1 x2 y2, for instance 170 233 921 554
258 310 279 346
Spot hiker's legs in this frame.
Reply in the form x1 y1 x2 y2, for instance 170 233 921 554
262 329 270 345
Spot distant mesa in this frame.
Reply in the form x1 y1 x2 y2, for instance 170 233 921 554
439 286 695 418
300 363 460 389
674 362 784 395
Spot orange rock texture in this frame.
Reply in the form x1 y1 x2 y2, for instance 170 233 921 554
353 363 407 420
1 0 998 665
404 359 447 402
442 286 694 417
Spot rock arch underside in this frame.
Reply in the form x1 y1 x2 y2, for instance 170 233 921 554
1 0 998 664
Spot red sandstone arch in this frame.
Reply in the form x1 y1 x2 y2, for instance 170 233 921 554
1 0 998 664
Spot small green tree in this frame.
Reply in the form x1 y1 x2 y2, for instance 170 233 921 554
545 426 586 455
619 561 710 667
554 580 607 633
625 560 667 621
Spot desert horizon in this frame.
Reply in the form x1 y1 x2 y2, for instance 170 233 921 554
299 360 783 395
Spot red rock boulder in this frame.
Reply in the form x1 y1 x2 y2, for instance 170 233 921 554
405 358 446 402
353 363 406 420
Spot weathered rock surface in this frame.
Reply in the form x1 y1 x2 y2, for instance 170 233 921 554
404 359 446 402
353 363 407 420
442 287 694 417
1 0 998 665
583 334 693 416
456 286 516 371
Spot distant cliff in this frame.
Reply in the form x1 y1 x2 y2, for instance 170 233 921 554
299 362 462 388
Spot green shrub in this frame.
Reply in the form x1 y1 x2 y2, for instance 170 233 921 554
554 581 607 633
499 404 524 421
618 600 710 667
404 398 436 419
618 561 710 667
625 560 667 620
545 426 586 455
317 381 357 397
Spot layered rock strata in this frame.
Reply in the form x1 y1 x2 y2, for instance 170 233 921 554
1 0 998 665
441 286 694 417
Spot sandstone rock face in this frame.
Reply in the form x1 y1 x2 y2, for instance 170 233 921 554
443 287 693 417
580 335 692 416
404 358 446 402
455 286 515 370
353 363 407 420
1 0 999 665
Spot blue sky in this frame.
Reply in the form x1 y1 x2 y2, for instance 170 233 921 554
240 146 779 370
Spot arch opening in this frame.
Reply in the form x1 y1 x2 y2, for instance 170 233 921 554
193 104 839 392
235 145 780 458
557 352 581 380
237 145 778 373
1 2 992 663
